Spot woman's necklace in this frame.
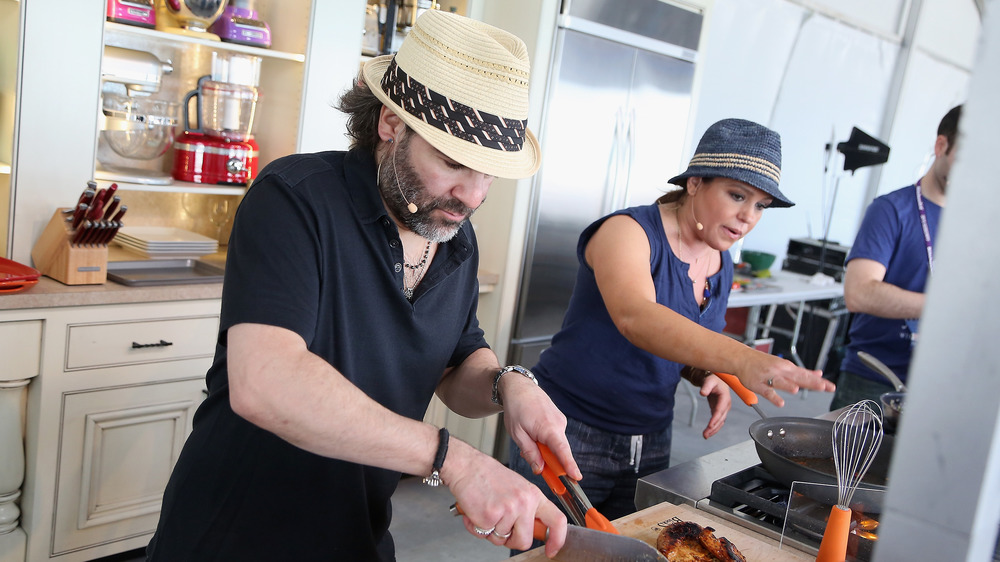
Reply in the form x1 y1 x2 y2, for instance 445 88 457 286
676 207 712 306
402 240 432 301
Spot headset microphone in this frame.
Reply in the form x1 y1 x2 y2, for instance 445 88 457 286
390 140 418 213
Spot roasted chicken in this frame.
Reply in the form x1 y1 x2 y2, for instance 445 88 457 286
656 521 747 562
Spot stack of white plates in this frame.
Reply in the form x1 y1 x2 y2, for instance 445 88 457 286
114 226 219 260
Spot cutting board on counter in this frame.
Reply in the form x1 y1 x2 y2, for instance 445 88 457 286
508 501 811 561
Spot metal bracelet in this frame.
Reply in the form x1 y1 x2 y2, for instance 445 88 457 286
491 365 538 407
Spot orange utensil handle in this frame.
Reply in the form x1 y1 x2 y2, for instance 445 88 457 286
457 505 607 542
715 372 759 407
536 442 620 534
537 442 569 496
816 504 852 562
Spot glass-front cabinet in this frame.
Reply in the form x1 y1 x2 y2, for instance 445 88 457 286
5 0 362 265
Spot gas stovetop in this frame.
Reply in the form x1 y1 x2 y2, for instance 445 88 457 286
635 439 1000 562
704 464 878 561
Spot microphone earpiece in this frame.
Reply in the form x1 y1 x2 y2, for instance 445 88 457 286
391 141 417 213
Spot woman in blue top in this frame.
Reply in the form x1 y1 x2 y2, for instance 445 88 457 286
510 119 836 522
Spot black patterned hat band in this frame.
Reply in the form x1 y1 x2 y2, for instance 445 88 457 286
379 58 527 153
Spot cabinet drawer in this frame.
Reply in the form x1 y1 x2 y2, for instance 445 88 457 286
66 315 219 370
0 319 43 380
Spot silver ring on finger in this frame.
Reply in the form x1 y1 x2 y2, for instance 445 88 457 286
492 529 513 540
474 525 495 536
767 378 774 387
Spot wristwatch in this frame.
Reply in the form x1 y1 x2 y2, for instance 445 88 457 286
491 365 538 407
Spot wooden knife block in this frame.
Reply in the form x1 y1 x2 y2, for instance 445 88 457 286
30 209 108 285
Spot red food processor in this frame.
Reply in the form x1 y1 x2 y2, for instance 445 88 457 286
172 54 261 186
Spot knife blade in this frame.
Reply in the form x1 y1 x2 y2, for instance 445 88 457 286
451 503 668 562
543 524 668 562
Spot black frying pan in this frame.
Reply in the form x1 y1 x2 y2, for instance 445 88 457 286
715 373 893 510
748 416 894 509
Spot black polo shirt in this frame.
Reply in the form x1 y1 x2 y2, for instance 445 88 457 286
148 148 488 561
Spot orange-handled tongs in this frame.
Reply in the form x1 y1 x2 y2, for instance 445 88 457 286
536 442 619 534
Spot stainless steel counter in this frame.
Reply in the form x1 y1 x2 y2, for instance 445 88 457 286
635 440 759 509
636 409 843 510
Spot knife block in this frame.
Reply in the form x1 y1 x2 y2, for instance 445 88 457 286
30 209 108 285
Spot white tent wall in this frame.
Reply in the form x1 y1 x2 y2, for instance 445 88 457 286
688 0 980 264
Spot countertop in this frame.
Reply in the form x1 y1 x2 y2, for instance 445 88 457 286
0 275 223 311
2 248 501 311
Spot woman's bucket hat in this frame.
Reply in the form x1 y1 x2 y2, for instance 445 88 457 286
668 118 793 207
362 10 541 179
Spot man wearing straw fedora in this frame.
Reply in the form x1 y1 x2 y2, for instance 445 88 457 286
147 11 577 561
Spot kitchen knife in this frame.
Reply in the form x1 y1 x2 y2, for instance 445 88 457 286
71 203 89 230
76 187 96 208
534 522 668 562
451 504 668 562
99 182 119 208
101 206 128 245
715 372 767 419
103 195 121 220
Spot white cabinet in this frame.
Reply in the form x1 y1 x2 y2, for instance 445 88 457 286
2 299 220 562
51 379 205 555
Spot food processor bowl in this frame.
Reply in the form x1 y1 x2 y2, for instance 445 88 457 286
101 94 180 160
199 80 258 142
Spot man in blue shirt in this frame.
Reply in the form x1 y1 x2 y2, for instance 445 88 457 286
831 105 962 410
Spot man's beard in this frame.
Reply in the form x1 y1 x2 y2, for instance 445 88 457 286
378 137 479 243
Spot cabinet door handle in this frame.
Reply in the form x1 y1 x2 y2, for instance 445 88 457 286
132 339 174 349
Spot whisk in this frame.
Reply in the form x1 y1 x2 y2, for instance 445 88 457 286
816 400 884 562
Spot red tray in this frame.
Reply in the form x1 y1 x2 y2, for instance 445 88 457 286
0 257 41 293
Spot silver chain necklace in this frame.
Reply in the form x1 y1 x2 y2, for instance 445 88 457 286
402 240 431 300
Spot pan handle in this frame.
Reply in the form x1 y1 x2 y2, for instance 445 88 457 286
715 372 767 419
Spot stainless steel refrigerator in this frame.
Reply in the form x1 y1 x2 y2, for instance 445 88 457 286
508 0 703 367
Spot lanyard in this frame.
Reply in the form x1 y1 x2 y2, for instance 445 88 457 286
914 180 934 275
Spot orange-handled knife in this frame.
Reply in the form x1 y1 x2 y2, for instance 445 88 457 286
714 372 767 419
450 504 666 561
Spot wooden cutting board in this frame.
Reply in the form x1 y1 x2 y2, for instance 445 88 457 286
507 501 812 561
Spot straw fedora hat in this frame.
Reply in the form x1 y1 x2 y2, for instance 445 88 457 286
362 10 541 179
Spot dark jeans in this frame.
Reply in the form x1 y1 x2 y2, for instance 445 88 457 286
829 369 895 411
507 416 672 554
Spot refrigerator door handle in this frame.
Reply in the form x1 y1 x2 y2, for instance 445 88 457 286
603 107 625 214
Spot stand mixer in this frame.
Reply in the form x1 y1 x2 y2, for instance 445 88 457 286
172 53 261 186
95 46 180 186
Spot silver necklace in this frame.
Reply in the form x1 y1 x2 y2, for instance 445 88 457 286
402 240 431 300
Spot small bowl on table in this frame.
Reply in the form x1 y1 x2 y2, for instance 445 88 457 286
740 250 776 276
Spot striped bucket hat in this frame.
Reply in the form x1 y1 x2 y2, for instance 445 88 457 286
362 10 540 179
668 118 792 207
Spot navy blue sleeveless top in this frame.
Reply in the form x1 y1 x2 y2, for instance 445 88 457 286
534 203 733 434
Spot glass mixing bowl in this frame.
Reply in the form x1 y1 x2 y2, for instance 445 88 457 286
101 93 180 160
